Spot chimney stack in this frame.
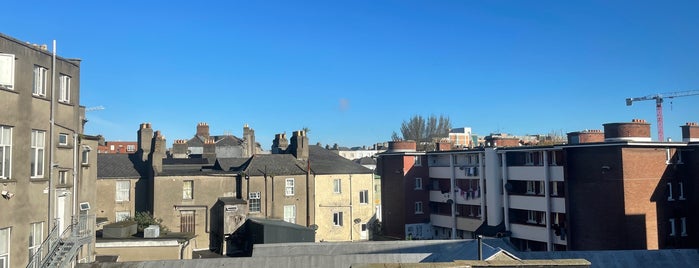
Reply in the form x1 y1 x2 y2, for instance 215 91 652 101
203 138 217 164
681 122 699 142
137 123 153 162
196 122 210 139
290 130 309 160
603 119 651 142
243 124 257 157
172 139 189 159
151 131 167 173
272 133 289 154
387 140 416 152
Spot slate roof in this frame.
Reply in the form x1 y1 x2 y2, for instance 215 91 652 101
241 154 307 176
97 154 147 179
214 135 244 146
355 156 377 165
309 145 373 175
516 249 699 268
214 157 251 171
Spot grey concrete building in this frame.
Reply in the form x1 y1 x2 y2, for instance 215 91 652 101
0 33 98 267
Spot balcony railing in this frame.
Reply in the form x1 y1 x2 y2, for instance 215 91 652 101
27 214 95 268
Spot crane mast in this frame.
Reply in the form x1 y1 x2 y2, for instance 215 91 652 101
626 90 699 141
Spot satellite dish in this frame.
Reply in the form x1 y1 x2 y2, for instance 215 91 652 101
354 218 362 224
310 224 319 230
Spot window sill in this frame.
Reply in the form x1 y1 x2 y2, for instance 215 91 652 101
0 87 18 94
57 145 72 149
30 178 49 182
81 163 90 167
32 94 49 101
58 101 73 106
1 179 18 184
56 184 73 188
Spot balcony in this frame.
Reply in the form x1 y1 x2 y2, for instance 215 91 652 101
508 195 566 213
429 166 452 179
507 166 564 181
510 223 548 243
430 190 481 206
431 214 453 228
456 216 483 232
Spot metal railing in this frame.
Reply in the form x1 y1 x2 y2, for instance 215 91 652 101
26 214 95 268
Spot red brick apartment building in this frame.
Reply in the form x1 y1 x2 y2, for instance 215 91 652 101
98 141 138 154
377 120 699 251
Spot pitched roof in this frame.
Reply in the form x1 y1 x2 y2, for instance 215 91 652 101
213 135 243 146
308 145 373 175
242 154 307 176
97 154 147 179
215 157 251 171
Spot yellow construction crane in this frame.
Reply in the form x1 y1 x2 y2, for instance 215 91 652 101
626 90 699 141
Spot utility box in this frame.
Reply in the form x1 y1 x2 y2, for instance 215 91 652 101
144 225 160 238
103 221 137 238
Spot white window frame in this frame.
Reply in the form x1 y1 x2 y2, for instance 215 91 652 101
525 152 534 165
527 211 537 224
0 126 11 180
551 181 558 196
249 192 261 213
116 180 130 202
126 145 136 152
670 218 676 236
333 212 344 226
115 211 131 222
359 190 369 204
81 149 89 165
28 222 43 260
58 170 68 185
681 217 687 237
333 179 342 194
285 178 295 196
414 155 422 166
30 130 45 178
0 53 15 90
33 66 47 96
59 74 70 103
183 180 193 200
414 201 423 214
284 205 296 224
679 182 685 200
0 227 9 268
58 133 68 146
667 182 674 201
526 181 536 195
414 177 422 190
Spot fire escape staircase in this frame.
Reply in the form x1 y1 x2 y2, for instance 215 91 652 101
27 214 95 268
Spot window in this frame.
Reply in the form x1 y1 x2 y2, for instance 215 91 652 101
415 177 422 190
126 145 136 152
679 182 686 200
0 227 9 268
183 180 193 199
59 74 70 103
284 205 296 224
180 210 195 233
58 170 68 185
551 181 558 196
0 126 11 180
0 53 15 90
30 130 45 178
32 66 47 96
58 133 68 146
526 181 536 195
285 178 295 196
415 201 423 214
414 155 422 166
28 222 43 260
116 180 130 201
249 192 261 213
81 149 89 165
525 153 534 165
333 179 342 193
681 217 687 237
667 182 674 201
527 211 537 224
115 211 130 222
333 212 344 226
359 190 369 204
670 218 676 236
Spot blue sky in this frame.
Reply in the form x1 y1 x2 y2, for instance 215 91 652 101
3 0 698 148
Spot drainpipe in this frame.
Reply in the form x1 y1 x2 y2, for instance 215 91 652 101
501 152 509 232
72 133 78 220
544 150 552 251
449 154 456 239
477 235 483 260
48 40 56 230
478 152 485 224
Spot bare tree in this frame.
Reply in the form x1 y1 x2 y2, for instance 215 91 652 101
394 114 452 150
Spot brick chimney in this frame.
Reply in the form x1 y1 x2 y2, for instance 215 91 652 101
203 138 217 164
567 130 604 144
272 133 289 154
289 130 309 160
435 141 453 151
387 140 416 152
196 122 210 139
172 139 189 159
484 135 520 147
603 119 651 142
137 123 153 162
681 122 699 142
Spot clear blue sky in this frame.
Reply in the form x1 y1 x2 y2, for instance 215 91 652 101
3 0 698 148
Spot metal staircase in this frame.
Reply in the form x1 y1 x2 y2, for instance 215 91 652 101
27 214 95 268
